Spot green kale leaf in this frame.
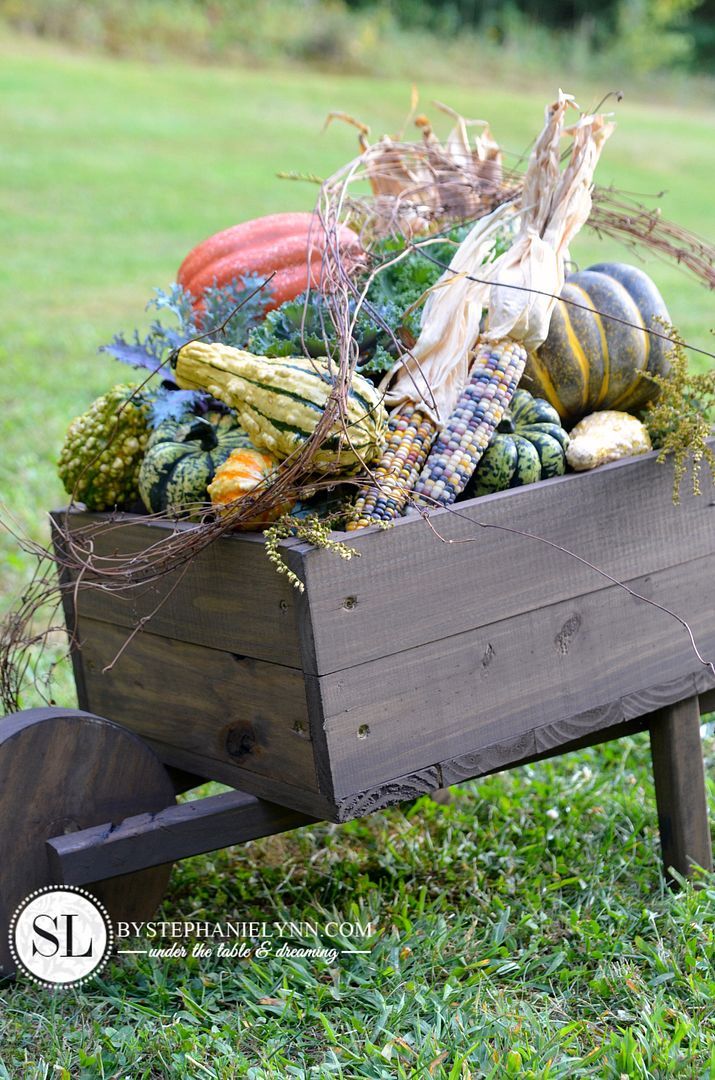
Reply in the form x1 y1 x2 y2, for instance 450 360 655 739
99 277 272 426
248 220 512 381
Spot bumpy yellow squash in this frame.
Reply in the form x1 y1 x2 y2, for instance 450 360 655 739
174 342 387 474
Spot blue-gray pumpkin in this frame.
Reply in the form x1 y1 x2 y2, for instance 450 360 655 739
467 390 569 497
139 411 252 514
521 262 671 426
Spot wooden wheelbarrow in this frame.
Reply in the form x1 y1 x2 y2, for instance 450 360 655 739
1 447 713 978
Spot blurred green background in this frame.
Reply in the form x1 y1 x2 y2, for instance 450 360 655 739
3 0 715 80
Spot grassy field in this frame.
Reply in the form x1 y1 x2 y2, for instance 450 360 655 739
1 34 714 1078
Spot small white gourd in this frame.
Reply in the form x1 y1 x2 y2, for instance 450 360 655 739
566 410 652 471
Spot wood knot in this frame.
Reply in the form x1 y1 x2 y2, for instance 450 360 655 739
225 724 257 760
555 614 582 655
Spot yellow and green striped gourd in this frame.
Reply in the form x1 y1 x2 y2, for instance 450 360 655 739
174 342 387 475
522 263 672 426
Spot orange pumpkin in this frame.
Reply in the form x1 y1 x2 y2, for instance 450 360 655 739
177 212 363 313
207 447 294 528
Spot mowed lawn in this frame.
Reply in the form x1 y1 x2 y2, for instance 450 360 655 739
1 35 714 1078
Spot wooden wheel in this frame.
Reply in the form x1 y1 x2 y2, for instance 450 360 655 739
0 708 176 979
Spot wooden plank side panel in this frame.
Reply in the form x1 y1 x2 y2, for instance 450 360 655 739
75 617 320 799
299 449 715 675
314 554 715 798
53 510 306 668
334 716 649 821
332 682 715 821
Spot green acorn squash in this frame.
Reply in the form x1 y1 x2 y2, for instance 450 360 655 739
522 262 672 426
467 390 569 497
138 410 252 514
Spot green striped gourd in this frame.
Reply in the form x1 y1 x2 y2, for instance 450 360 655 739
174 341 387 474
139 410 252 514
522 262 672 426
467 389 569 497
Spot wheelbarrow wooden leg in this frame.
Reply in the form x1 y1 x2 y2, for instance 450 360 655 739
649 696 713 884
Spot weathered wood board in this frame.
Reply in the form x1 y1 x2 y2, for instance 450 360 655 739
298 448 715 675
50 510 307 668
56 447 715 822
313 554 715 799
73 617 334 818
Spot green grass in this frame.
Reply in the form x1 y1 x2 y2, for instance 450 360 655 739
1 742 714 1076
0 34 714 1078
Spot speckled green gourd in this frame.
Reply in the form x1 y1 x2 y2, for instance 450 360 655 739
522 262 672 425
57 384 151 510
173 341 387 474
468 390 569 497
138 411 253 514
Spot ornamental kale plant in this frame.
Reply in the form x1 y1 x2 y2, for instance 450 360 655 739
248 290 405 376
248 223 512 379
100 277 270 425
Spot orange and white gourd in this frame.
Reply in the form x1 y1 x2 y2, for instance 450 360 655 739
208 447 294 526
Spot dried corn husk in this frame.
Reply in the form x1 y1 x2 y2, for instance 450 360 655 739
487 100 614 347
380 200 518 420
327 100 506 236
384 91 615 424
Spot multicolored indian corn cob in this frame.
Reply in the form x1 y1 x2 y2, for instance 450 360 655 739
347 336 527 528
412 337 527 507
346 405 437 530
